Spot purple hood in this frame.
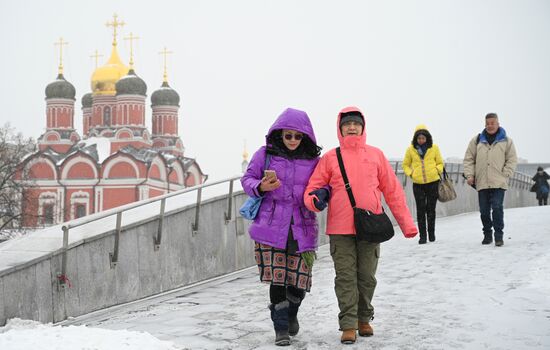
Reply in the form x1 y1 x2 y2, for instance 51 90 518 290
266 108 317 144
241 108 320 252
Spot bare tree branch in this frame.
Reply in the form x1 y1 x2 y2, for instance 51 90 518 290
0 123 37 240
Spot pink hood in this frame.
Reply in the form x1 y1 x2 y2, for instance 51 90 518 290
304 106 418 237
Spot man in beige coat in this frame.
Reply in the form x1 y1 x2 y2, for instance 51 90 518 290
463 113 517 247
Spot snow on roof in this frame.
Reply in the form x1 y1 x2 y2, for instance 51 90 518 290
79 137 112 163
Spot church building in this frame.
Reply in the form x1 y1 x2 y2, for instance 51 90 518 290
16 15 206 228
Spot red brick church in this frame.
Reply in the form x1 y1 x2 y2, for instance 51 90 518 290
16 15 206 228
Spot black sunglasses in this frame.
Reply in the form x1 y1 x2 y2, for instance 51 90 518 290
283 133 303 141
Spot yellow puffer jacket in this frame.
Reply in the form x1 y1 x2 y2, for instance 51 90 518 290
402 125 444 184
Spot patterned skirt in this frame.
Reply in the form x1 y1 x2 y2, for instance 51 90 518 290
254 242 312 292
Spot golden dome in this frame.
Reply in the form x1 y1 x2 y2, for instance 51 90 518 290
91 44 129 95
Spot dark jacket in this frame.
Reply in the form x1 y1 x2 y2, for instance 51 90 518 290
533 171 550 199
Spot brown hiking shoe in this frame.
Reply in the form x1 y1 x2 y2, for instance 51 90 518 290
340 329 357 344
358 322 374 337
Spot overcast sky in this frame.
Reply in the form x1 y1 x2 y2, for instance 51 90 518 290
1 0 549 180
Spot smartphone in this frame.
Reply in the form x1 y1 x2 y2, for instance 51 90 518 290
264 170 277 181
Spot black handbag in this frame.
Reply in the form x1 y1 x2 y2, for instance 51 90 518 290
336 148 394 243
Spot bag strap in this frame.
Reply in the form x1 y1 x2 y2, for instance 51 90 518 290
441 167 448 180
335 147 356 208
264 153 271 170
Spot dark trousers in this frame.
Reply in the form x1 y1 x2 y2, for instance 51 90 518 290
413 181 439 241
270 285 305 304
538 193 548 206
478 189 505 240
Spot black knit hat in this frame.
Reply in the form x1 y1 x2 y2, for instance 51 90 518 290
538 166 544 171
339 112 364 128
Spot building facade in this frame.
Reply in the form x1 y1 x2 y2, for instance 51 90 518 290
16 17 206 228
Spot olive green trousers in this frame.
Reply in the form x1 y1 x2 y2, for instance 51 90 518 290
329 234 380 330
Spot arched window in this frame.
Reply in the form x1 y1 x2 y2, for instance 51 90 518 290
43 205 54 225
104 106 111 126
75 204 86 219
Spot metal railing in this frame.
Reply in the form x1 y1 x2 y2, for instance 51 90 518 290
57 175 242 287
56 162 534 288
390 161 533 190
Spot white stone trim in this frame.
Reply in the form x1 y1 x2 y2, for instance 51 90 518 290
145 178 168 189
170 162 185 184
186 164 202 187
60 156 98 180
95 187 103 212
26 157 58 180
98 178 144 186
58 179 98 186
38 191 58 225
138 185 149 201
70 191 90 220
115 127 134 139
149 157 167 181
98 184 140 189
103 156 139 179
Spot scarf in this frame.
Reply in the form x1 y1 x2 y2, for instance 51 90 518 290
416 144 428 159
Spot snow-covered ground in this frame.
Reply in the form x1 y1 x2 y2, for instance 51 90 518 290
1 206 549 350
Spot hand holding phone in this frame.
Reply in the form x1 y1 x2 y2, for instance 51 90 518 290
264 170 277 182
260 170 280 192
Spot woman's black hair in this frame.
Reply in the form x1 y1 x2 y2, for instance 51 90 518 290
411 129 433 148
266 129 322 159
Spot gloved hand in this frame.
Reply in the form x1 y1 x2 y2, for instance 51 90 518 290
309 189 329 211
403 230 418 238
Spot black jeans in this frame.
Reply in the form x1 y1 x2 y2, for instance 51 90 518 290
413 181 440 240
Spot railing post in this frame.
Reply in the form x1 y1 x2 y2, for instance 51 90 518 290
57 225 70 289
224 179 234 223
109 212 122 268
455 163 461 182
154 198 166 251
192 187 202 235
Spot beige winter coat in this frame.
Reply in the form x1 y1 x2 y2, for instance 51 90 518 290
463 132 517 191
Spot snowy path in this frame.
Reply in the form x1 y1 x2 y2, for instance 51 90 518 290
5 206 550 350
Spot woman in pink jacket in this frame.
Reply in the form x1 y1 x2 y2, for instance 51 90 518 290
304 106 418 344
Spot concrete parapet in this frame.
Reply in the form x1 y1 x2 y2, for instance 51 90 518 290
0 168 537 325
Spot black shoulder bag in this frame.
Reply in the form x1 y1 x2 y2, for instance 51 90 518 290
336 147 394 243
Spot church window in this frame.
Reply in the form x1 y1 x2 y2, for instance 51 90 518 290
43 205 54 225
104 106 111 126
75 204 86 219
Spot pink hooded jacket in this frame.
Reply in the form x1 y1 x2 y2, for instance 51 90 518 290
304 106 418 237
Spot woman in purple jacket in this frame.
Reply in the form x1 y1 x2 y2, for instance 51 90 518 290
241 107 322 346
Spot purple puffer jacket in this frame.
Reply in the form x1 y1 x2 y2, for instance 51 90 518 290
241 108 320 253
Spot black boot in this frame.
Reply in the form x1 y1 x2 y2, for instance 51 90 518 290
286 287 304 336
481 234 493 245
288 302 300 336
417 217 427 244
418 231 427 244
427 215 436 242
270 301 290 346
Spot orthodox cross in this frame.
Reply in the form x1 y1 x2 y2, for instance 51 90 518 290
124 32 140 69
54 37 68 74
106 13 125 45
89 50 103 69
158 46 173 82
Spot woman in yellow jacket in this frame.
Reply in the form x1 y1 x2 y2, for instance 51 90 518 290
402 125 444 244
